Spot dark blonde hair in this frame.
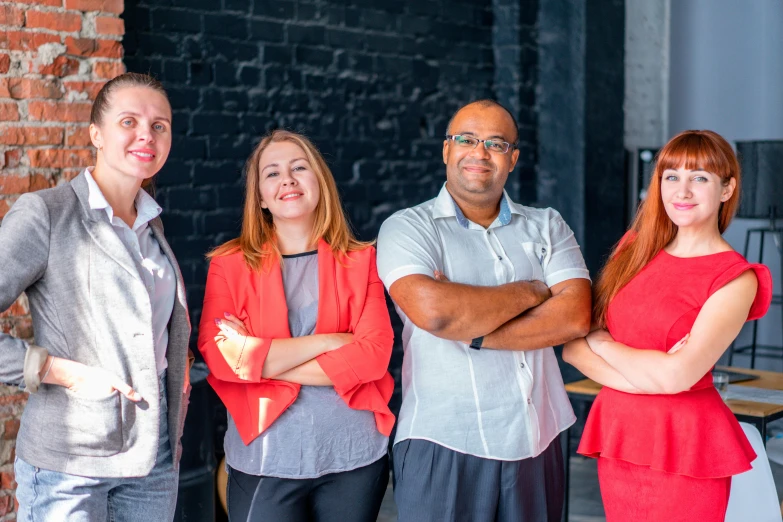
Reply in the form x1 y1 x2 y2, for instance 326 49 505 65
593 129 741 327
208 130 371 270
91 72 170 192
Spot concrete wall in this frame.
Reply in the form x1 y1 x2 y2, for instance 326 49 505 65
624 0 668 150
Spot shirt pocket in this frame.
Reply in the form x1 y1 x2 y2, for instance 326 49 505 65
520 241 547 282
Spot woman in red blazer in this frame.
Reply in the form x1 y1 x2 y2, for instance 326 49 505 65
198 130 395 522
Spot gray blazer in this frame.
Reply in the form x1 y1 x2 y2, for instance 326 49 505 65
0 172 192 478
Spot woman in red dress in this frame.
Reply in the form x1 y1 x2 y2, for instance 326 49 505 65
563 129 773 521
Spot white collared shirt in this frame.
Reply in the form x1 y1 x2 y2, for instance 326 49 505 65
377 183 590 461
84 168 175 375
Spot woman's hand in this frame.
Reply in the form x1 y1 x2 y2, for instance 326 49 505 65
586 329 615 353
217 312 352 351
215 312 250 339
667 333 690 354
43 357 142 402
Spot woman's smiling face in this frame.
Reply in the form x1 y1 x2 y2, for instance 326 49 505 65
89 85 172 184
257 141 321 223
660 164 736 229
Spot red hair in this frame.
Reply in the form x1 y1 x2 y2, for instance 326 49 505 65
593 130 741 327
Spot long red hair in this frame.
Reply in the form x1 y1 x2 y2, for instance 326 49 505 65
593 130 741 327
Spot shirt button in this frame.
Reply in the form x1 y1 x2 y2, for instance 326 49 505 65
487 230 491 235
497 256 503 261
527 398 532 404
519 362 525 369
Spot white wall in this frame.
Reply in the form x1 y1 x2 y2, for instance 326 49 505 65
669 0 783 142
668 0 783 369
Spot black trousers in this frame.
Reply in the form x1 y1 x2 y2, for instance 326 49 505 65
393 438 564 522
227 456 389 522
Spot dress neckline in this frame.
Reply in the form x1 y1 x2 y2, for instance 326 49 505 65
660 249 737 260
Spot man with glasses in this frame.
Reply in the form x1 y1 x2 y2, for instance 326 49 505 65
377 100 592 521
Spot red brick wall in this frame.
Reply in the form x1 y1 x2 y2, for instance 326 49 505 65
0 1 124 518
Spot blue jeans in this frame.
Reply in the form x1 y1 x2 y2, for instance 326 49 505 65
15 372 179 522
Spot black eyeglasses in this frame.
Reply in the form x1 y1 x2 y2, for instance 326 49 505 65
445 134 515 154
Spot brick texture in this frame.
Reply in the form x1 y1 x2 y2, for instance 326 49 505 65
0 1 125 514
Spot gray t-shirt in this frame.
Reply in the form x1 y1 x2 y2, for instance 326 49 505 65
224 250 388 478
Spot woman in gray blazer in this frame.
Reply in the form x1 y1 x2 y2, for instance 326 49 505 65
0 73 192 522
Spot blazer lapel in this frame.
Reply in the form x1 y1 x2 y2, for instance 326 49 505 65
71 172 140 280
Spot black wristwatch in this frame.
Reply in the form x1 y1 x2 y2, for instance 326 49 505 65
469 336 484 350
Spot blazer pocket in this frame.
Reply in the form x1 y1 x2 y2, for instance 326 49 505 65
42 388 123 457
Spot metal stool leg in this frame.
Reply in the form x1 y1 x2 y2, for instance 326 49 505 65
751 231 766 368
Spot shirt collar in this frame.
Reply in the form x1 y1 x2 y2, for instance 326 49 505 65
83 167 162 231
432 183 521 229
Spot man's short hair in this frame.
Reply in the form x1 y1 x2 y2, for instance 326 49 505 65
445 99 519 144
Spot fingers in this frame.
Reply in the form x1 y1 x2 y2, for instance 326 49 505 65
219 315 245 330
214 318 241 337
667 333 690 354
216 313 249 336
217 323 239 339
113 379 143 402
434 270 449 282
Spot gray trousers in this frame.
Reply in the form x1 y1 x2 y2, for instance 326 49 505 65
393 437 564 522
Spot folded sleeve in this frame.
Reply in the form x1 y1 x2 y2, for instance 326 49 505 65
709 262 773 322
316 249 394 395
376 211 441 290
198 256 274 383
543 211 591 287
0 193 50 386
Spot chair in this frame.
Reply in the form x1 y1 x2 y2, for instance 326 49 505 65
725 423 782 522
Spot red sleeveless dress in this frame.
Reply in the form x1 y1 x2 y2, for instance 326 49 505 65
578 250 773 521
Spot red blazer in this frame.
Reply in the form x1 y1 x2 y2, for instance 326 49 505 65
198 240 395 445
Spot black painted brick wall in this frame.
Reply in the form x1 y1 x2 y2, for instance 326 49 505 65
121 0 532 341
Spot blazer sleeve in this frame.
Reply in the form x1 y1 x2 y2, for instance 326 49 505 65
198 256 274 383
0 193 50 385
316 250 394 395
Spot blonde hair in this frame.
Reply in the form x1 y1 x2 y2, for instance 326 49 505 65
208 130 372 270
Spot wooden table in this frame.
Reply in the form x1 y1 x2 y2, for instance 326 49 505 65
561 366 783 522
